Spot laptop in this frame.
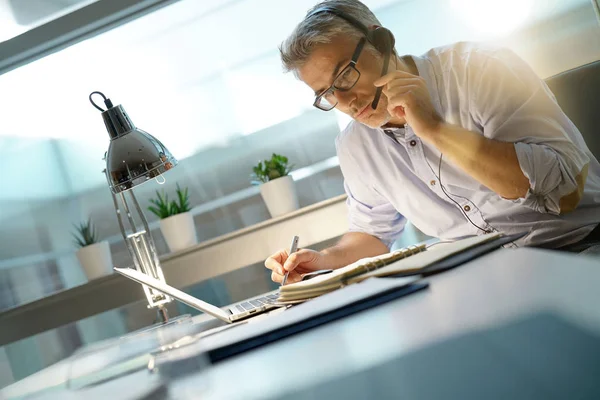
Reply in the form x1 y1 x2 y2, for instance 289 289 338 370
114 267 281 323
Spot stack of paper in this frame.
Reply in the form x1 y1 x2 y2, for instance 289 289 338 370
278 233 501 302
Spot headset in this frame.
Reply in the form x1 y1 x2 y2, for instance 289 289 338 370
306 5 395 110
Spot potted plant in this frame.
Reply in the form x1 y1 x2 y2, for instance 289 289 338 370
73 218 114 280
148 184 198 252
252 153 299 217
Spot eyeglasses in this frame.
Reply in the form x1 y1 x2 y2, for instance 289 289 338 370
313 37 366 111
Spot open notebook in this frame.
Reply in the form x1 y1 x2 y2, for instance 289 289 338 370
279 233 505 301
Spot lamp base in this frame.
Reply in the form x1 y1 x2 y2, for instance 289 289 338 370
140 313 192 332
157 306 169 324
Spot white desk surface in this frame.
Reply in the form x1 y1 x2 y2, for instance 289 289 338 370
4 248 600 399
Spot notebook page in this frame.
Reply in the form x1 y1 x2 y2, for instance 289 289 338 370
280 256 379 292
281 244 425 294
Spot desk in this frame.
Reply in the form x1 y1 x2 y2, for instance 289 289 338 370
3 248 600 399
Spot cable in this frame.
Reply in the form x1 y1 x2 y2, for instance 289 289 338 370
429 154 600 246
416 143 599 248
437 154 491 233
383 126 491 234
89 91 114 112
425 153 495 233
426 153 492 234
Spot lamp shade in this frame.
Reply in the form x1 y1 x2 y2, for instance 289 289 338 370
102 104 177 193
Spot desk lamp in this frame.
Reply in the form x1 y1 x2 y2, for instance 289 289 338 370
90 91 177 323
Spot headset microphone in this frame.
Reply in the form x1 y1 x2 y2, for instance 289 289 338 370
370 28 393 110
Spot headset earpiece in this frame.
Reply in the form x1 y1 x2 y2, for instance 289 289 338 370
369 27 395 55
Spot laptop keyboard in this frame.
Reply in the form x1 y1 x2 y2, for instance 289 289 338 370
234 294 279 314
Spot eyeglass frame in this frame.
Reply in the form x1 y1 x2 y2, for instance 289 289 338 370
313 37 367 111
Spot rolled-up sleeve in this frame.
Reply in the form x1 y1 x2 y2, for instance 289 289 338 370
513 142 589 214
471 48 590 215
336 130 406 248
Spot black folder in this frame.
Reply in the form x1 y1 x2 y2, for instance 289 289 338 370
202 277 428 363
395 232 528 278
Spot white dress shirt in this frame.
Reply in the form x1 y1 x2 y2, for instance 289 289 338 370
337 42 600 248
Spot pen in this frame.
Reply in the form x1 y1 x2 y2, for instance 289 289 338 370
281 235 299 286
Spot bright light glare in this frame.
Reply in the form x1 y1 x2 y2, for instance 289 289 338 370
0 20 26 42
0 2 23 42
450 0 534 37
224 60 310 136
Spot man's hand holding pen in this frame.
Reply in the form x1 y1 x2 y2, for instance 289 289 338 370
264 239 329 285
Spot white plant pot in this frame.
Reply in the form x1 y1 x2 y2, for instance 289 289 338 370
76 241 114 280
160 212 198 252
259 175 300 218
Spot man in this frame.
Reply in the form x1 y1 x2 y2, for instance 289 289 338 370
265 0 600 284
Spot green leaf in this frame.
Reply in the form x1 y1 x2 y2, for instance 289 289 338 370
174 184 190 213
149 184 191 218
72 217 99 248
251 153 293 183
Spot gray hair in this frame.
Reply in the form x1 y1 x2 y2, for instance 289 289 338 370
280 0 382 76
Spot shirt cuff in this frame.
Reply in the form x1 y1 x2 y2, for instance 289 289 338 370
513 142 563 215
509 188 551 214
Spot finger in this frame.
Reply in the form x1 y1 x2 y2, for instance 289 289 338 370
264 256 281 272
390 105 406 118
374 70 419 87
264 249 287 275
265 259 285 275
384 91 414 118
271 269 302 285
386 89 418 107
284 270 303 285
282 249 314 272
382 84 419 98
271 270 284 283
384 90 415 117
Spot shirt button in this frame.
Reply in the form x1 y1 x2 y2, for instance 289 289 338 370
409 140 417 147
430 180 436 186
463 205 471 212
